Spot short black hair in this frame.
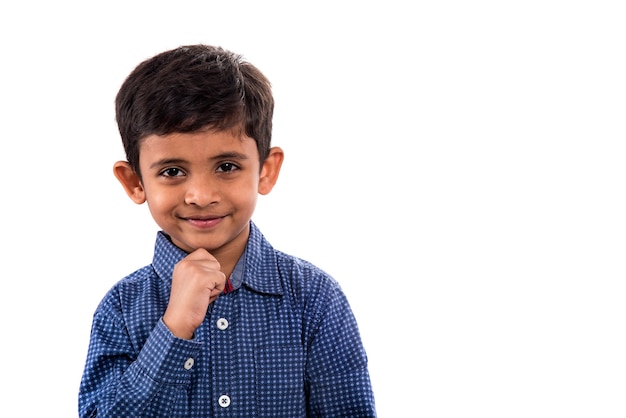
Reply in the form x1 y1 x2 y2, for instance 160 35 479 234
115 44 274 176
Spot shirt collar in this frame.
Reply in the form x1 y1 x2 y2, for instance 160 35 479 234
240 221 283 296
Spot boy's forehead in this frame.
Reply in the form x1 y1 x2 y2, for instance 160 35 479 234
139 130 258 158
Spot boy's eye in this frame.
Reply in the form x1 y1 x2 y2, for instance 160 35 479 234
160 167 185 177
217 162 239 173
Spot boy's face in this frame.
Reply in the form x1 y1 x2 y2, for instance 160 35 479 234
114 129 283 260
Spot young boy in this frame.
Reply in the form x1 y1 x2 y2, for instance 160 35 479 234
78 44 376 417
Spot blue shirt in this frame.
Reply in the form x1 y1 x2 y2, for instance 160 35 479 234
79 221 376 417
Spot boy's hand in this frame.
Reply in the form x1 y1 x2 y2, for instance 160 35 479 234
163 248 226 339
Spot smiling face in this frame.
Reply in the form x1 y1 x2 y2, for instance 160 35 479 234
114 128 283 269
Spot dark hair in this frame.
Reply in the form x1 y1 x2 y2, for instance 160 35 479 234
115 44 274 176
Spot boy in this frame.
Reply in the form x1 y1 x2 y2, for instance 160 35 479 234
78 44 376 417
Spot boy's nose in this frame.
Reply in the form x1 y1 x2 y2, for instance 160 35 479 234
184 176 220 207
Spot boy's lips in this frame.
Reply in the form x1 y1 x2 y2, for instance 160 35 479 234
181 214 225 228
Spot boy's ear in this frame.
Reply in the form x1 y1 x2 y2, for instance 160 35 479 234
113 161 146 204
258 147 284 195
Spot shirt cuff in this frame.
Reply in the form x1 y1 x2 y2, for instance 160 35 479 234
136 318 204 385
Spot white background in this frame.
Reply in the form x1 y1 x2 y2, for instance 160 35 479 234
1 1 625 416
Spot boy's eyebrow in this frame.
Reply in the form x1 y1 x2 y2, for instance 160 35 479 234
150 158 186 169
149 152 250 169
212 151 250 160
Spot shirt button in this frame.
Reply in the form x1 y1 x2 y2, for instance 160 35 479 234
218 394 231 408
216 318 229 330
184 357 194 370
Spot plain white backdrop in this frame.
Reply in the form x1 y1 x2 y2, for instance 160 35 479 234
1 1 625 416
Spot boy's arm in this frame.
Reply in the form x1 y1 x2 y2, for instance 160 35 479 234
78 309 202 417
306 285 377 417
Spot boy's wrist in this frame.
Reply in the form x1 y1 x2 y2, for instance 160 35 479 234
163 313 195 340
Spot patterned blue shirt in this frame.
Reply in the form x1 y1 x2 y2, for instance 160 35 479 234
79 221 376 417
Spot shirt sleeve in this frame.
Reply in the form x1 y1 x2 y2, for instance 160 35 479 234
78 306 202 418
305 282 377 417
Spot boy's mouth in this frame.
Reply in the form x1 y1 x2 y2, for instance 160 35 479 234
182 215 224 228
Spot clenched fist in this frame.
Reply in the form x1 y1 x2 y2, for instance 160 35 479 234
163 248 226 339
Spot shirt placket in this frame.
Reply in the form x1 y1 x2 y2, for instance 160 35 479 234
210 295 234 415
